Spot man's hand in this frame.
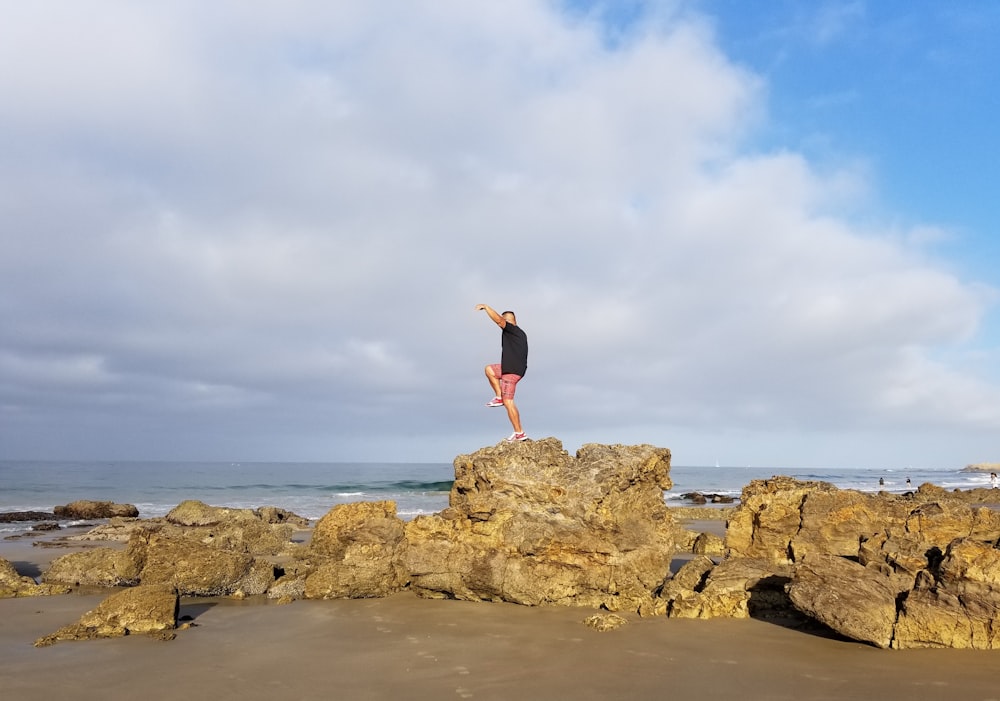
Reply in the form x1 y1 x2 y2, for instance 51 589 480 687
476 303 505 327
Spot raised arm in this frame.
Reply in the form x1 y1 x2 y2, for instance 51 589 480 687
475 303 506 327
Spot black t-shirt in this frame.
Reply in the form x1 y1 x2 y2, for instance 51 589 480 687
501 323 528 376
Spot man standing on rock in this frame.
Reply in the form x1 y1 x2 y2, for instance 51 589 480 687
476 304 528 442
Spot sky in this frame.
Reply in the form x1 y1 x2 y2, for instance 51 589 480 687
1 0 998 468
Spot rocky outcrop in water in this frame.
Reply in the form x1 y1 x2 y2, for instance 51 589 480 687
54 500 139 519
963 462 1000 473
0 511 56 523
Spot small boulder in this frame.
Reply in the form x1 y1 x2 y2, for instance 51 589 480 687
34 584 178 646
787 553 898 649
691 531 726 556
32 522 61 531
583 613 628 631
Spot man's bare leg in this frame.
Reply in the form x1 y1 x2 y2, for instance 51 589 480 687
503 398 523 434
484 364 502 398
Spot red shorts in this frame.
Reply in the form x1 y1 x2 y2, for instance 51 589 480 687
489 364 522 400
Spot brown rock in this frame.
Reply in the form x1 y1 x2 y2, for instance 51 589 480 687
45 507 291 594
858 532 939 594
42 546 142 588
691 531 726 556
268 572 307 601
66 517 151 542
726 477 823 563
1 557 71 598
134 531 275 597
166 500 256 526
0 511 55 523
791 487 902 561
583 613 628 631
787 553 899 649
899 500 1000 544
255 506 311 528
31 522 61 531
34 584 178 646
727 478 1000 565
195 517 295 557
304 501 408 599
405 439 675 612
163 500 297 556
54 500 139 519
893 538 1000 649
663 557 794 621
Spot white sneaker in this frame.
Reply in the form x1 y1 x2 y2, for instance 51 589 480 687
505 432 528 442
485 397 503 407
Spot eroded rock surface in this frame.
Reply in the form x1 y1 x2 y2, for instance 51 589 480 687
1 557 70 598
54 500 139 519
35 584 178 646
404 439 675 612
303 501 409 599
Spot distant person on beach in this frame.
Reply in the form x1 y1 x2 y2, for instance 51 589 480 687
992 472 998 489
476 303 528 442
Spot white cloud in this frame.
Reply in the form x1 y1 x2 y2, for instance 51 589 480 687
0 1 996 464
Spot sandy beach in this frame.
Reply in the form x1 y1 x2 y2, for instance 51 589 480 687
3 525 1000 701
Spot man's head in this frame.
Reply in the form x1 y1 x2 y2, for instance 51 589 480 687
502 310 517 325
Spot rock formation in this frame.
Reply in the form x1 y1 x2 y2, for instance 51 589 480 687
53 500 139 519
893 538 1000 649
44 529 276 596
42 500 303 595
667 476 1000 649
34 584 178 646
1 557 70 598
659 556 796 621
42 545 142 588
404 439 675 612
26 442 1000 651
787 553 898 648
303 501 409 599
726 477 1000 564
0 510 56 523
132 530 275 596
963 462 1000 472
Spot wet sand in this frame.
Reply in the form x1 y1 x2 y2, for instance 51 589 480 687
4 589 1000 701
3 522 1000 700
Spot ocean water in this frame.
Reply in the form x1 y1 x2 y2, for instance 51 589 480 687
0 460 991 536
